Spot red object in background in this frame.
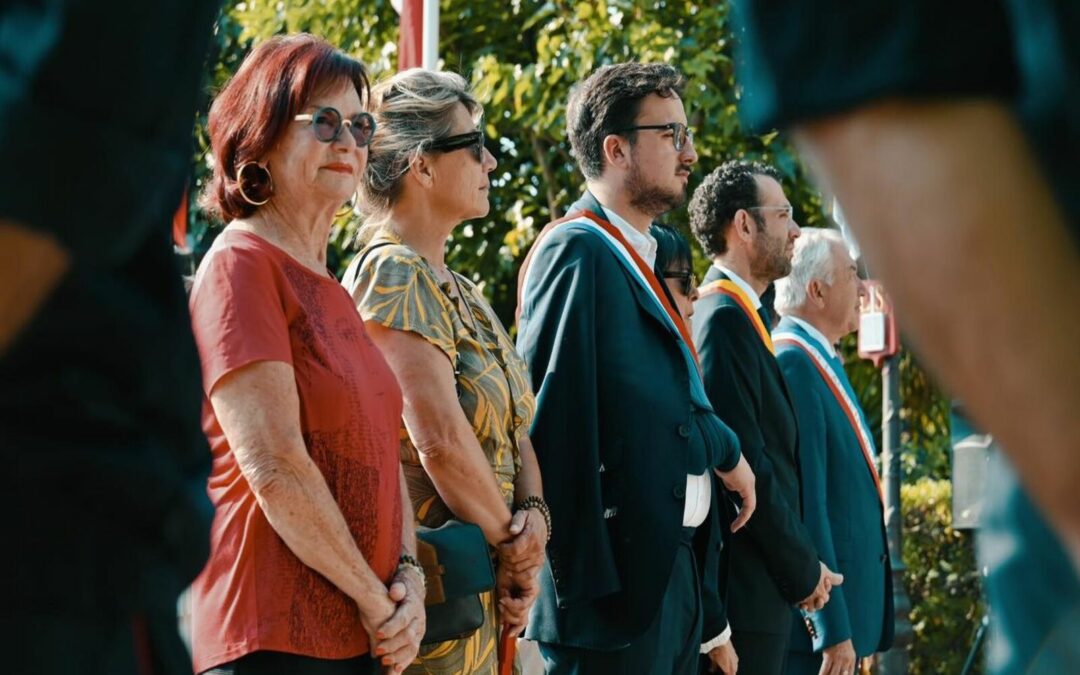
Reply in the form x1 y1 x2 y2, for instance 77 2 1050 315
398 0 423 70
857 280 899 367
498 625 516 675
172 184 189 250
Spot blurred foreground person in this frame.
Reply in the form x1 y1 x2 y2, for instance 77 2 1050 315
1 2 220 674
733 0 1080 671
189 35 421 675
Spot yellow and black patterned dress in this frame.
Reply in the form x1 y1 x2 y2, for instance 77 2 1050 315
347 230 536 675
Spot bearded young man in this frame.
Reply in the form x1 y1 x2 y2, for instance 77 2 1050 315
690 161 842 675
515 63 757 674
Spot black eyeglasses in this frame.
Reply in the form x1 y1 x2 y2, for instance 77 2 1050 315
294 107 377 147
427 130 486 162
615 122 693 151
747 205 794 217
662 269 698 296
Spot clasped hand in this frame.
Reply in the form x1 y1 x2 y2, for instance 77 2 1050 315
496 508 548 636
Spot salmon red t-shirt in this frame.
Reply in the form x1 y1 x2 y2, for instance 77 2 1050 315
187 229 403 672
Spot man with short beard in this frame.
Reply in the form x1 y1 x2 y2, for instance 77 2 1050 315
690 161 843 675
516 63 757 674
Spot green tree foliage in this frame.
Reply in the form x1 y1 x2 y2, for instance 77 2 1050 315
902 479 985 674
187 0 827 320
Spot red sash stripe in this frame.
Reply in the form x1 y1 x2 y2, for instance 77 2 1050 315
775 336 884 501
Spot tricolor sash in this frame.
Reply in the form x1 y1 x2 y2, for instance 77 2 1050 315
774 331 883 500
698 279 775 354
521 210 711 409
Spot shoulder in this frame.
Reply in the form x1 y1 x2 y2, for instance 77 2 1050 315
776 343 820 383
191 230 284 298
697 299 760 342
535 218 614 261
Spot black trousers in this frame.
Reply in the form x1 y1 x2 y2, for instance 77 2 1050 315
203 650 379 675
728 624 791 675
538 530 703 675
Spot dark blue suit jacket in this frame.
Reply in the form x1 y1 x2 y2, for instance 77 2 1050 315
517 194 741 649
774 316 894 657
694 267 821 641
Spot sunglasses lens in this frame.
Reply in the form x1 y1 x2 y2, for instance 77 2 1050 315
474 133 486 161
312 108 341 142
349 113 375 147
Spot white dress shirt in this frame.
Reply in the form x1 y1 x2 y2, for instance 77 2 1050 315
785 315 838 358
714 264 762 309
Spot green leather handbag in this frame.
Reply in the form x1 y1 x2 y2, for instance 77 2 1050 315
416 520 496 645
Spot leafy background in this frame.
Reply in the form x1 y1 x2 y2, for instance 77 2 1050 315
180 2 973 670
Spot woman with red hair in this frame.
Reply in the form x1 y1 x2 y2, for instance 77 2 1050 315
188 34 423 675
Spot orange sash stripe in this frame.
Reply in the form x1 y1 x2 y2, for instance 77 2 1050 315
698 280 775 354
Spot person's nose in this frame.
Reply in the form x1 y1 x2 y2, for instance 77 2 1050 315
681 137 698 166
482 146 497 173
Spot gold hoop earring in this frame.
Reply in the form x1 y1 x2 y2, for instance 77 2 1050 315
236 161 273 206
336 191 358 218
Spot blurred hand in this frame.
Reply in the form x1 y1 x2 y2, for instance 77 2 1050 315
706 640 739 674
798 562 843 612
819 639 856 675
372 567 425 673
715 456 757 532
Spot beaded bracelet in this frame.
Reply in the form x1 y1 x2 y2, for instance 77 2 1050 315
514 495 553 543
397 554 426 589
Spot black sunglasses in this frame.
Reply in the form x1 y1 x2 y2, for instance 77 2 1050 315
662 269 698 296
427 130 486 161
615 122 693 151
294 107 376 147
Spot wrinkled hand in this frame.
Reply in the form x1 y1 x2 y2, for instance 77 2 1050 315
706 640 738 674
798 562 843 612
496 562 540 637
372 568 426 673
358 592 396 661
496 508 547 575
715 455 757 532
819 639 856 675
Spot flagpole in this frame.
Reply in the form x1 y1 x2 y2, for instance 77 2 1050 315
422 0 438 70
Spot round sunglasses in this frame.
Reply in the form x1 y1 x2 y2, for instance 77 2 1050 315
294 107 376 147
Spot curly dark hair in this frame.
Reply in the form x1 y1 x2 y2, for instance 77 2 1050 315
689 160 781 258
566 63 685 179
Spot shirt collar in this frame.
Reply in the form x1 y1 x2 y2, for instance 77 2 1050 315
714 264 762 309
786 315 838 358
601 204 657 269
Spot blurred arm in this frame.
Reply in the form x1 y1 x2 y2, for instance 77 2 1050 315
794 99 1080 570
0 223 69 356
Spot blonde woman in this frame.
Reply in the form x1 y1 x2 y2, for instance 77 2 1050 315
343 70 548 675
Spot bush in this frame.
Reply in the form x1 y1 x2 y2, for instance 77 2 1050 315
901 478 984 674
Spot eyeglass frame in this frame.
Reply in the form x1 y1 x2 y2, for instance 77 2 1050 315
747 205 794 217
293 107 377 147
426 129 486 162
613 122 693 151
661 269 698 296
